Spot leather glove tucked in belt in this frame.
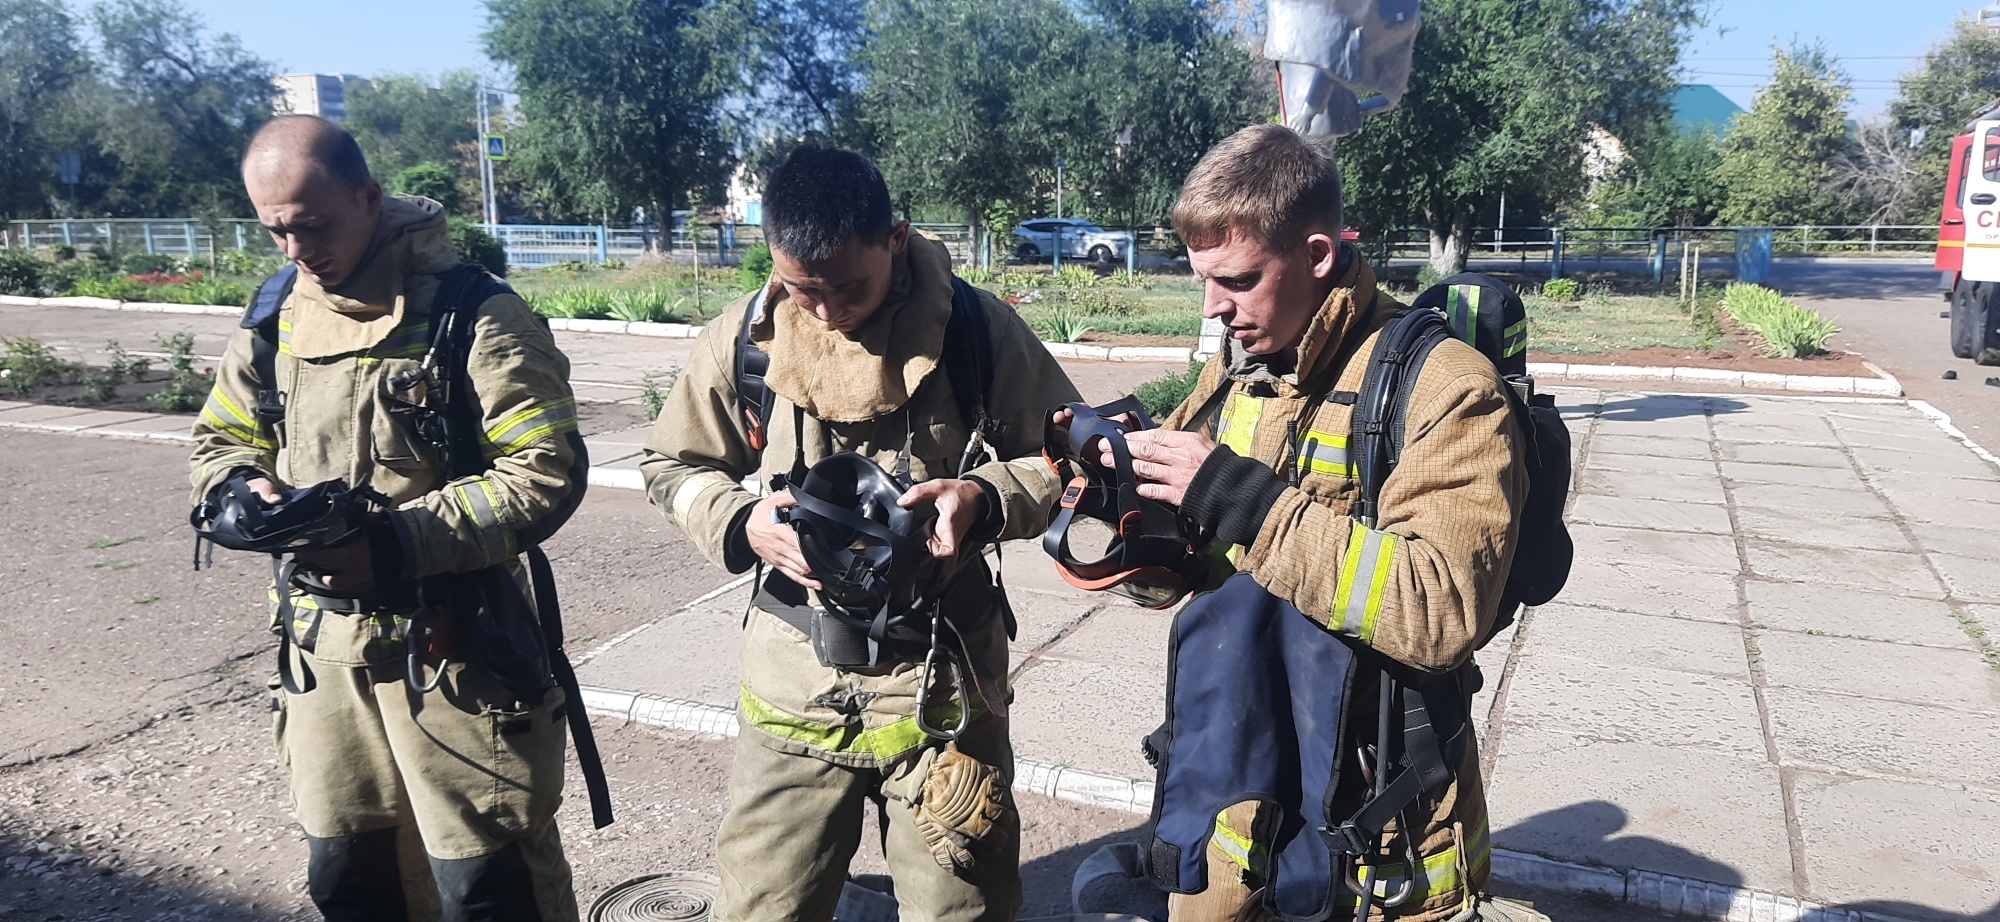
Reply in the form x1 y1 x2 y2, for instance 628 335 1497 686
913 744 1008 872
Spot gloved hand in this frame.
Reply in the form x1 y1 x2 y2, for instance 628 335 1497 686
914 744 1008 872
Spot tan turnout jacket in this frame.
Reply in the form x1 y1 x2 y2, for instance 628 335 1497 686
1165 248 1527 919
188 196 582 660
640 234 1082 769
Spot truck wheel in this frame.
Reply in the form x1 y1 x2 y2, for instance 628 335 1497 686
1951 280 1979 359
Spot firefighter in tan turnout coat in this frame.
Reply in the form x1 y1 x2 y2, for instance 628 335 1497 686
188 117 584 921
641 148 1081 921
1110 126 1539 922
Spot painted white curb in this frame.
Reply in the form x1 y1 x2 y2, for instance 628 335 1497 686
1528 361 1903 397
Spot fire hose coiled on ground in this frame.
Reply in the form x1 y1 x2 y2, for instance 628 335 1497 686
587 873 720 922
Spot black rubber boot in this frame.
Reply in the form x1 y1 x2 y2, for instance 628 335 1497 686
430 842 544 922
307 828 409 921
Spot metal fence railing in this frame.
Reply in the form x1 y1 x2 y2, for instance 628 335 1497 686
3 218 278 259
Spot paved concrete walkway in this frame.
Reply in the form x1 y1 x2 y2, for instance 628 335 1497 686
575 388 2000 922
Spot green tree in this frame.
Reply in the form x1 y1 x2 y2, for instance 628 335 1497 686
1596 125 1725 227
1889 23 2000 224
0 0 85 219
82 0 273 217
345 70 481 180
702 0 865 137
1715 44 1853 226
485 0 736 223
1336 0 1705 273
855 0 1098 230
388 161 464 213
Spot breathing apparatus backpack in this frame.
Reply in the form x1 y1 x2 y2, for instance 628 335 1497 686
1041 396 1218 609
191 262 612 829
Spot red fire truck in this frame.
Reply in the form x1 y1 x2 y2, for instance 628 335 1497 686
1940 104 2000 364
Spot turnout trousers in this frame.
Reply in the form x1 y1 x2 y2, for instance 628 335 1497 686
273 607 579 922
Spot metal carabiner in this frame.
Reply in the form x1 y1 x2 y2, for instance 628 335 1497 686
914 617 972 742
405 626 448 694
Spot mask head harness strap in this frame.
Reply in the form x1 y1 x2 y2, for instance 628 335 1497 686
1041 396 1211 609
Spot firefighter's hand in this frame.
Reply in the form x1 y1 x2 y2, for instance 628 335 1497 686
747 490 820 589
294 539 376 594
1104 429 1217 507
899 479 986 559
243 477 285 505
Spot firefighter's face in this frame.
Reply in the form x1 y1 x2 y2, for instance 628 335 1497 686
246 162 383 290
772 221 912 335
1188 228 1342 355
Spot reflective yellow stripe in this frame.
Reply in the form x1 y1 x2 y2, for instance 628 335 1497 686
450 477 513 557
277 319 293 355
1216 393 1263 456
738 685 976 762
1333 521 1398 642
200 389 275 449
1447 286 1480 350
1210 812 1270 876
1295 429 1353 478
1502 318 1528 358
482 397 578 458
1339 820 1492 905
366 322 432 359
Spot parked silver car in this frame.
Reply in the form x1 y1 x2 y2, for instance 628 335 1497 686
1011 218 1127 263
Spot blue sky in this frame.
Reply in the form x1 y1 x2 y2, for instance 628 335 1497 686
148 0 1970 119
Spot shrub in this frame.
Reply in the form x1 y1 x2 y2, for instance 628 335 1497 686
1033 304 1093 343
532 287 616 320
389 161 462 213
1542 277 1581 302
739 242 773 292
118 253 180 276
0 250 49 296
147 332 214 412
1135 361 1204 418
1055 264 1099 289
447 218 509 278
641 369 680 421
610 285 679 323
170 275 252 306
1415 264 1443 290
217 248 287 277
1 337 83 391
1721 283 1839 358
107 341 151 383
67 275 146 300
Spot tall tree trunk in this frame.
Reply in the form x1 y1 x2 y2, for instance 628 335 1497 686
1426 210 1471 276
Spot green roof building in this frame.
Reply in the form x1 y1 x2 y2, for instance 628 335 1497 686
1672 84 1743 134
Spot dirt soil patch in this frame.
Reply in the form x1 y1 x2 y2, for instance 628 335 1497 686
1537 345 1876 377
1072 332 1193 349
4 373 189 415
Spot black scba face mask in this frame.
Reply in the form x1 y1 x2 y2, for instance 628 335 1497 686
782 450 941 629
1042 396 1214 609
191 473 390 559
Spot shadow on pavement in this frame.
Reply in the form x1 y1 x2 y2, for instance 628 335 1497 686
1593 396 1748 423
0 831 283 922
1767 262 1943 301
1020 823 1164 920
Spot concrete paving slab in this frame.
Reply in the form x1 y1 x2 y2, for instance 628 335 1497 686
1791 771 2000 918
1732 504 1913 551
1582 451 1717 479
1555 558 1740 622
96 413 197 434
573 383 642 404
1519 603 1749 679
1742 541 1941 596
1744 581 1974 648
45 409 160 431
1566 494 1734 534
1716 460 1866 490
0 403 98 423
1930 552 2000 603
1825 414 1948 449
1004 588 1098 659
1592 415 1713 440
1485 728 1793 892
0 399 30 412
1847 445 1999 481
578 599 744 711
1715 442 1852 468
1709 416 1839 446
1728 481 1893 519
598 453 644 471
1037 602 1173 672
1868 470 2000 508
1756 631 2000 712
1902 520 2000 561
583 436 644 465
1574 468 1729 505
1764 687 2000 787
1007 658 1160 782
1569 524 1741 573
1584 433 1714 460
1501 655 1765 756
1873 489 2000 528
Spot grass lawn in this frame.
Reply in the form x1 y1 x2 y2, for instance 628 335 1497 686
1522 290 1714 355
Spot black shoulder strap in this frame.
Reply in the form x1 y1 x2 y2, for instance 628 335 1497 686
243 264 299 424
941 276 994 434
735 294 775 451
428 264 515 480
1349 306 1452 524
